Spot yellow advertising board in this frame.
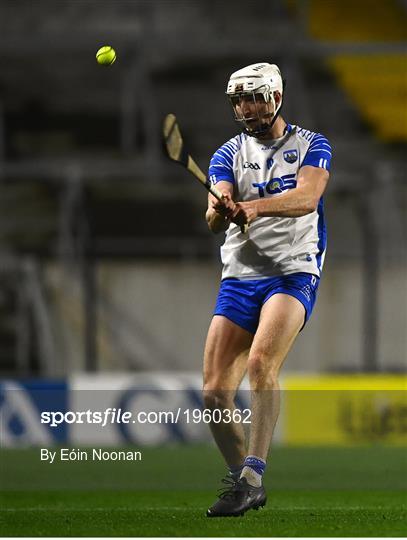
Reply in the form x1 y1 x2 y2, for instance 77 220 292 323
282 375 407 446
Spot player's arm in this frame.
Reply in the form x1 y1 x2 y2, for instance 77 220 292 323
205 181 235 234
234 165 329 223
206 139 241 234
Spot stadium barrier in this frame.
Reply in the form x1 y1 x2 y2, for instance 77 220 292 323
0 373 406 447
282 375 407 446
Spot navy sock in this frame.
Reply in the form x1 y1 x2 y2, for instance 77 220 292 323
243 455 266 476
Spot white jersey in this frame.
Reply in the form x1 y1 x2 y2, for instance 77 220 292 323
208 124 332 280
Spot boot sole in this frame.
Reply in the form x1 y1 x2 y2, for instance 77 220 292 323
207 497 267 517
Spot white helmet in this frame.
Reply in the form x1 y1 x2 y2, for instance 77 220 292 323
226 62 283 136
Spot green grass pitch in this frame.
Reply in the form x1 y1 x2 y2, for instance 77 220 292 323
0 445 406 536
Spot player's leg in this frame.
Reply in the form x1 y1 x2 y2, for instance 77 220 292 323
203 315 253 471
240 293 304 486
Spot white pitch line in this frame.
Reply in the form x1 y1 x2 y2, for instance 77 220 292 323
0 507 204 512
1 506 400 512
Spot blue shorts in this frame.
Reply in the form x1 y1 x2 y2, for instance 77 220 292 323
214 273 320 334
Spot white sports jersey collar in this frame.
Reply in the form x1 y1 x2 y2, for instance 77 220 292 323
251 123 294 145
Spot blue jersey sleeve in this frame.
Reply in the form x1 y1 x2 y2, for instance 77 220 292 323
301 133 332 171
208 139 238 185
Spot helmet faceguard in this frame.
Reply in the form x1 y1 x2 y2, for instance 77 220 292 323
226 63 284 137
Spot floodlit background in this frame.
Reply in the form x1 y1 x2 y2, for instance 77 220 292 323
0 0 406 450
0 0 405 376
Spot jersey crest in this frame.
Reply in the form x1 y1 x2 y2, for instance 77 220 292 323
283 149 298 163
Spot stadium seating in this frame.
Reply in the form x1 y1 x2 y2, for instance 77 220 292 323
308 0 407 142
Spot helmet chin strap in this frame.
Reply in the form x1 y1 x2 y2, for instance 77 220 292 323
243 100 282 137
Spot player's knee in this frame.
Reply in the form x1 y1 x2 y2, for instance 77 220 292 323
247 353 267 379
247 353 279 387
202 384 234 410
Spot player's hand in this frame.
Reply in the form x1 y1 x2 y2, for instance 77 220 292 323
211 192 236 219
232 201 259 225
